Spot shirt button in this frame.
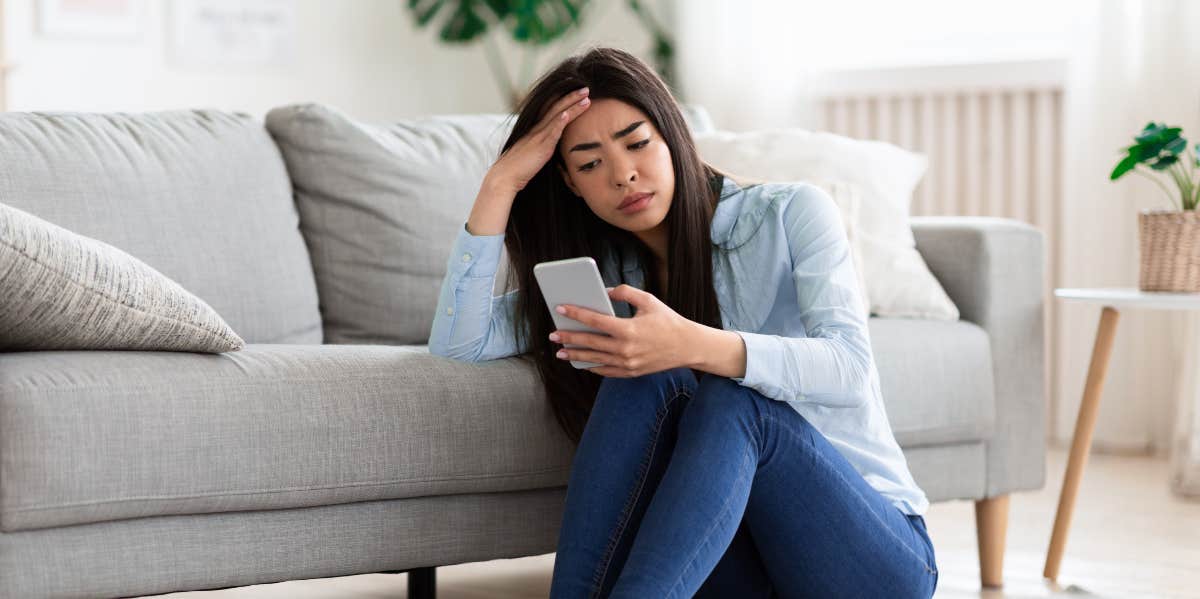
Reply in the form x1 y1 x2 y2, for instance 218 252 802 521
461 253 472 262
446 307 454 315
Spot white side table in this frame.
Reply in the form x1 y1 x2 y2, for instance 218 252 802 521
1044 287 1200 581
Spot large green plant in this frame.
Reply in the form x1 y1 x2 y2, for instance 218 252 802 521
406 0 673 109
1111 122 1200 211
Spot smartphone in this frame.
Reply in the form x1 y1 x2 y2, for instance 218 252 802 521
533 256 616 369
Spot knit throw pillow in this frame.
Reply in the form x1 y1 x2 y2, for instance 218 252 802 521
0 202 244 353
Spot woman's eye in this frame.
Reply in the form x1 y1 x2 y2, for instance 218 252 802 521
577 140 649 172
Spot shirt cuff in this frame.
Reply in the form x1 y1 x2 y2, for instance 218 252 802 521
449 221 506 279
731 330 793 401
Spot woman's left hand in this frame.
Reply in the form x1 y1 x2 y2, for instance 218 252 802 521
550 284 697 378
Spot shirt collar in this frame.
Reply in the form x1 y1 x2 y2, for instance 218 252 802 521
709 175 744 247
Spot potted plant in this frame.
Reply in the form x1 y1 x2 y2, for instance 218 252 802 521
405 0 674 110
1110 122 1200 292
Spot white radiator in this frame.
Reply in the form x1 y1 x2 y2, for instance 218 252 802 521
815 65 1063 226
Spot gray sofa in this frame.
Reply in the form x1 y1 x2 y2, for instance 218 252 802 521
0 108 1045 598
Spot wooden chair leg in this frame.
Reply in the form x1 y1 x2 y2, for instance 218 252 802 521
975 494 1009 588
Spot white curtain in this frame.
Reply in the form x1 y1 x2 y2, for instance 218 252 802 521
1175 319 1200 494
0 1 8 112
674 0 821 131
1058 0 1200 495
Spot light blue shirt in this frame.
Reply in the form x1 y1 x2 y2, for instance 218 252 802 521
429 176 929 516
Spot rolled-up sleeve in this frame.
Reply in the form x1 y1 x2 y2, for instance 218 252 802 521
730 185 872 408
428 222 526 361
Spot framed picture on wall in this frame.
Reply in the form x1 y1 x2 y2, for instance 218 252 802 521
167 0 296 69
37 0 145 40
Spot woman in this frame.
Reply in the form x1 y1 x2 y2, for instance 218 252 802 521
429 47 937 598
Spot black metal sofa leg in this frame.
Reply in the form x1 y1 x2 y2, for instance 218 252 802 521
408 566 436 599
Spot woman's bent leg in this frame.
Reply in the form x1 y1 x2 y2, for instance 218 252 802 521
693 515 776 599
608 374 938 599
549 367 696 599
739 394 938 598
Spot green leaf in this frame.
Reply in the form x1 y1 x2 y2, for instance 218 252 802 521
1111 153 1140 180
1150 154 1180 170
406 0 503 43
440 2 489 42
507 0 587 45
1133 142 1162 160
1126 127 1184 163
1164 136 1188 155
409 0 445 26
1130 124 1183 165
407 0 586 46
1135 122 1164 143
563 0 582 20
1195 143 1200 167
483 0 508 17
1150 128 1182 146
1135 122 1182 144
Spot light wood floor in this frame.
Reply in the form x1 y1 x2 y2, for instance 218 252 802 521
148 447 1200 599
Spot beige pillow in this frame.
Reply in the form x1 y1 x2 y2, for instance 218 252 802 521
0 202 244 353
811 180 871 320
697 128 959 320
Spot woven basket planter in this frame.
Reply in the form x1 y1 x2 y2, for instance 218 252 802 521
1139 210 1200 291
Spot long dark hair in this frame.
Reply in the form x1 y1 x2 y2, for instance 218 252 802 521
502 47 724 443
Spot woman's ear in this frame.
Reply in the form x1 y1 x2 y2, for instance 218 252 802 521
557 163 582 197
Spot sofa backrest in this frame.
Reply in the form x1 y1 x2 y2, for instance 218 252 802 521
0 111 323 344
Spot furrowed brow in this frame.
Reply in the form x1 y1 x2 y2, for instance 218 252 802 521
568 121 646 153
612 120 645 140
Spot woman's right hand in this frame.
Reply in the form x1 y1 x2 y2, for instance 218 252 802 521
485 87 592 195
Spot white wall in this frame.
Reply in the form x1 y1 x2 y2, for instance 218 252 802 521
675 0 1076 132
1 0 665 121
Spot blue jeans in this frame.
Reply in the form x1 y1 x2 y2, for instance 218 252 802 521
548 367 938 599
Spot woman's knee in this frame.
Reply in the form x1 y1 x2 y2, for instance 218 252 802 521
683 375 762 429
594 367 697 416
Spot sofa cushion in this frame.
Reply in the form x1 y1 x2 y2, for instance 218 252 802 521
0 316 992 532
0 317 992 532
0 202 244 353
264 104 515 346
0 345 574 532
0 111 323 344
870 317 996 447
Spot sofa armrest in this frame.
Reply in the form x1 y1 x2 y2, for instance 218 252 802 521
910 216 1047 497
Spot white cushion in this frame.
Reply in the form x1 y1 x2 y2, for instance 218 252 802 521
695 129 959 320
808 179 870 320
0 202 244 352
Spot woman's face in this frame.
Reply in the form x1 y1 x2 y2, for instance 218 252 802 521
557 98 674 234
